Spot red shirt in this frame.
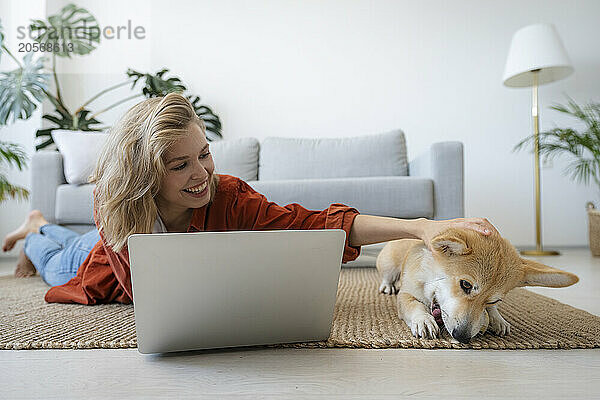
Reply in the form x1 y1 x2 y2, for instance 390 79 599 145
44 174 361 305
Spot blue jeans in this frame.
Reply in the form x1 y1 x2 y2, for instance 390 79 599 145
23 224 101 287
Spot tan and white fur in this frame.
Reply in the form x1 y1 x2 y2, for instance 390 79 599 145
376 227 579 343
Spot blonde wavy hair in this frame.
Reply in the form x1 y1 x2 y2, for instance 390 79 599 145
89 93 219 252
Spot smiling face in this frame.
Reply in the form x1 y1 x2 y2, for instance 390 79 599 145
156 122 216 219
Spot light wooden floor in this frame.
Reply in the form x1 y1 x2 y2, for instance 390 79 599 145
1 247 599 399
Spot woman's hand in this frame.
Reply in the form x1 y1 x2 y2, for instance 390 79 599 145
419 217 499 251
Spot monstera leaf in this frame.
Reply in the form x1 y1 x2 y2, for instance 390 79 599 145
126 68 186 97
187 95 222 141
0 52 49 125
126 68 223 140
35 105 103 150
29 4 100 57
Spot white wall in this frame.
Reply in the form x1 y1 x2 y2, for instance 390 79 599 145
2 0 600 257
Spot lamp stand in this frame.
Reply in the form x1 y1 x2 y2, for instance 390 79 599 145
520 70 560 256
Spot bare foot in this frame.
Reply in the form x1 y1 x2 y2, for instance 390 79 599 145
2 210 49 252
14 248 37 278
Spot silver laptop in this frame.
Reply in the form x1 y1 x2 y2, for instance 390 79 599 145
127 229 346 354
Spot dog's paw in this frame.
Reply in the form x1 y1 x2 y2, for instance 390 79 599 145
379 281 398 295
488 311 511 336
409 314 440 339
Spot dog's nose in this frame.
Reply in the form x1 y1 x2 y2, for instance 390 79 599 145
452 326 472 344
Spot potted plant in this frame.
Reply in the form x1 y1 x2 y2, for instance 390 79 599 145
26 3 222 149
0 18 48 202
0 3 222 202
513 97 600 255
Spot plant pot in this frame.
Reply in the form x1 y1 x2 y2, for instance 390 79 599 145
587 202 600 256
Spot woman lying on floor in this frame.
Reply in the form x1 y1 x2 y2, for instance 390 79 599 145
1 93 498 305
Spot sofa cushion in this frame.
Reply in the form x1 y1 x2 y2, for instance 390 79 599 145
210 137 260 181
258 130 408 180
248 176 433 219
51 130 109 185
52 131 261 185
55 184 95 225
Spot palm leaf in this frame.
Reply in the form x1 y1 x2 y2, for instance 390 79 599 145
0 52 49 125
0 141 28 170
0 141 29 203
563 158 600 187
0 173 29 202
550 96 600 143
515 98 600 189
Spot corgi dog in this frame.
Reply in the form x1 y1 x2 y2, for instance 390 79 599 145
376 227 579 343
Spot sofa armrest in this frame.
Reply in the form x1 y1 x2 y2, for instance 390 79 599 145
31 151 66 223
408 141 464 220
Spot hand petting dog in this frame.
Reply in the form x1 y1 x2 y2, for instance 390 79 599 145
418 217 500 252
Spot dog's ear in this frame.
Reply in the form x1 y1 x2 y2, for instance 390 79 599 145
431 232 472 256
517 258 579 288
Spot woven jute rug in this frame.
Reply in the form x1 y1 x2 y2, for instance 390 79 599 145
1 268 599 350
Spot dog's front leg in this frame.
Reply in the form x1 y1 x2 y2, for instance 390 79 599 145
397 292 439 339
486 304 511 336
378 267 401 295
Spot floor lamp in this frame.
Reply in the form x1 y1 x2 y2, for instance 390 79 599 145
503 23 574 256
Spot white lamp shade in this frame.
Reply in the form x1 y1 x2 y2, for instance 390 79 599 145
503 23 573 87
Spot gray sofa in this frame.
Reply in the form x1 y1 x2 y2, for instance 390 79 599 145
30 130 464 236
